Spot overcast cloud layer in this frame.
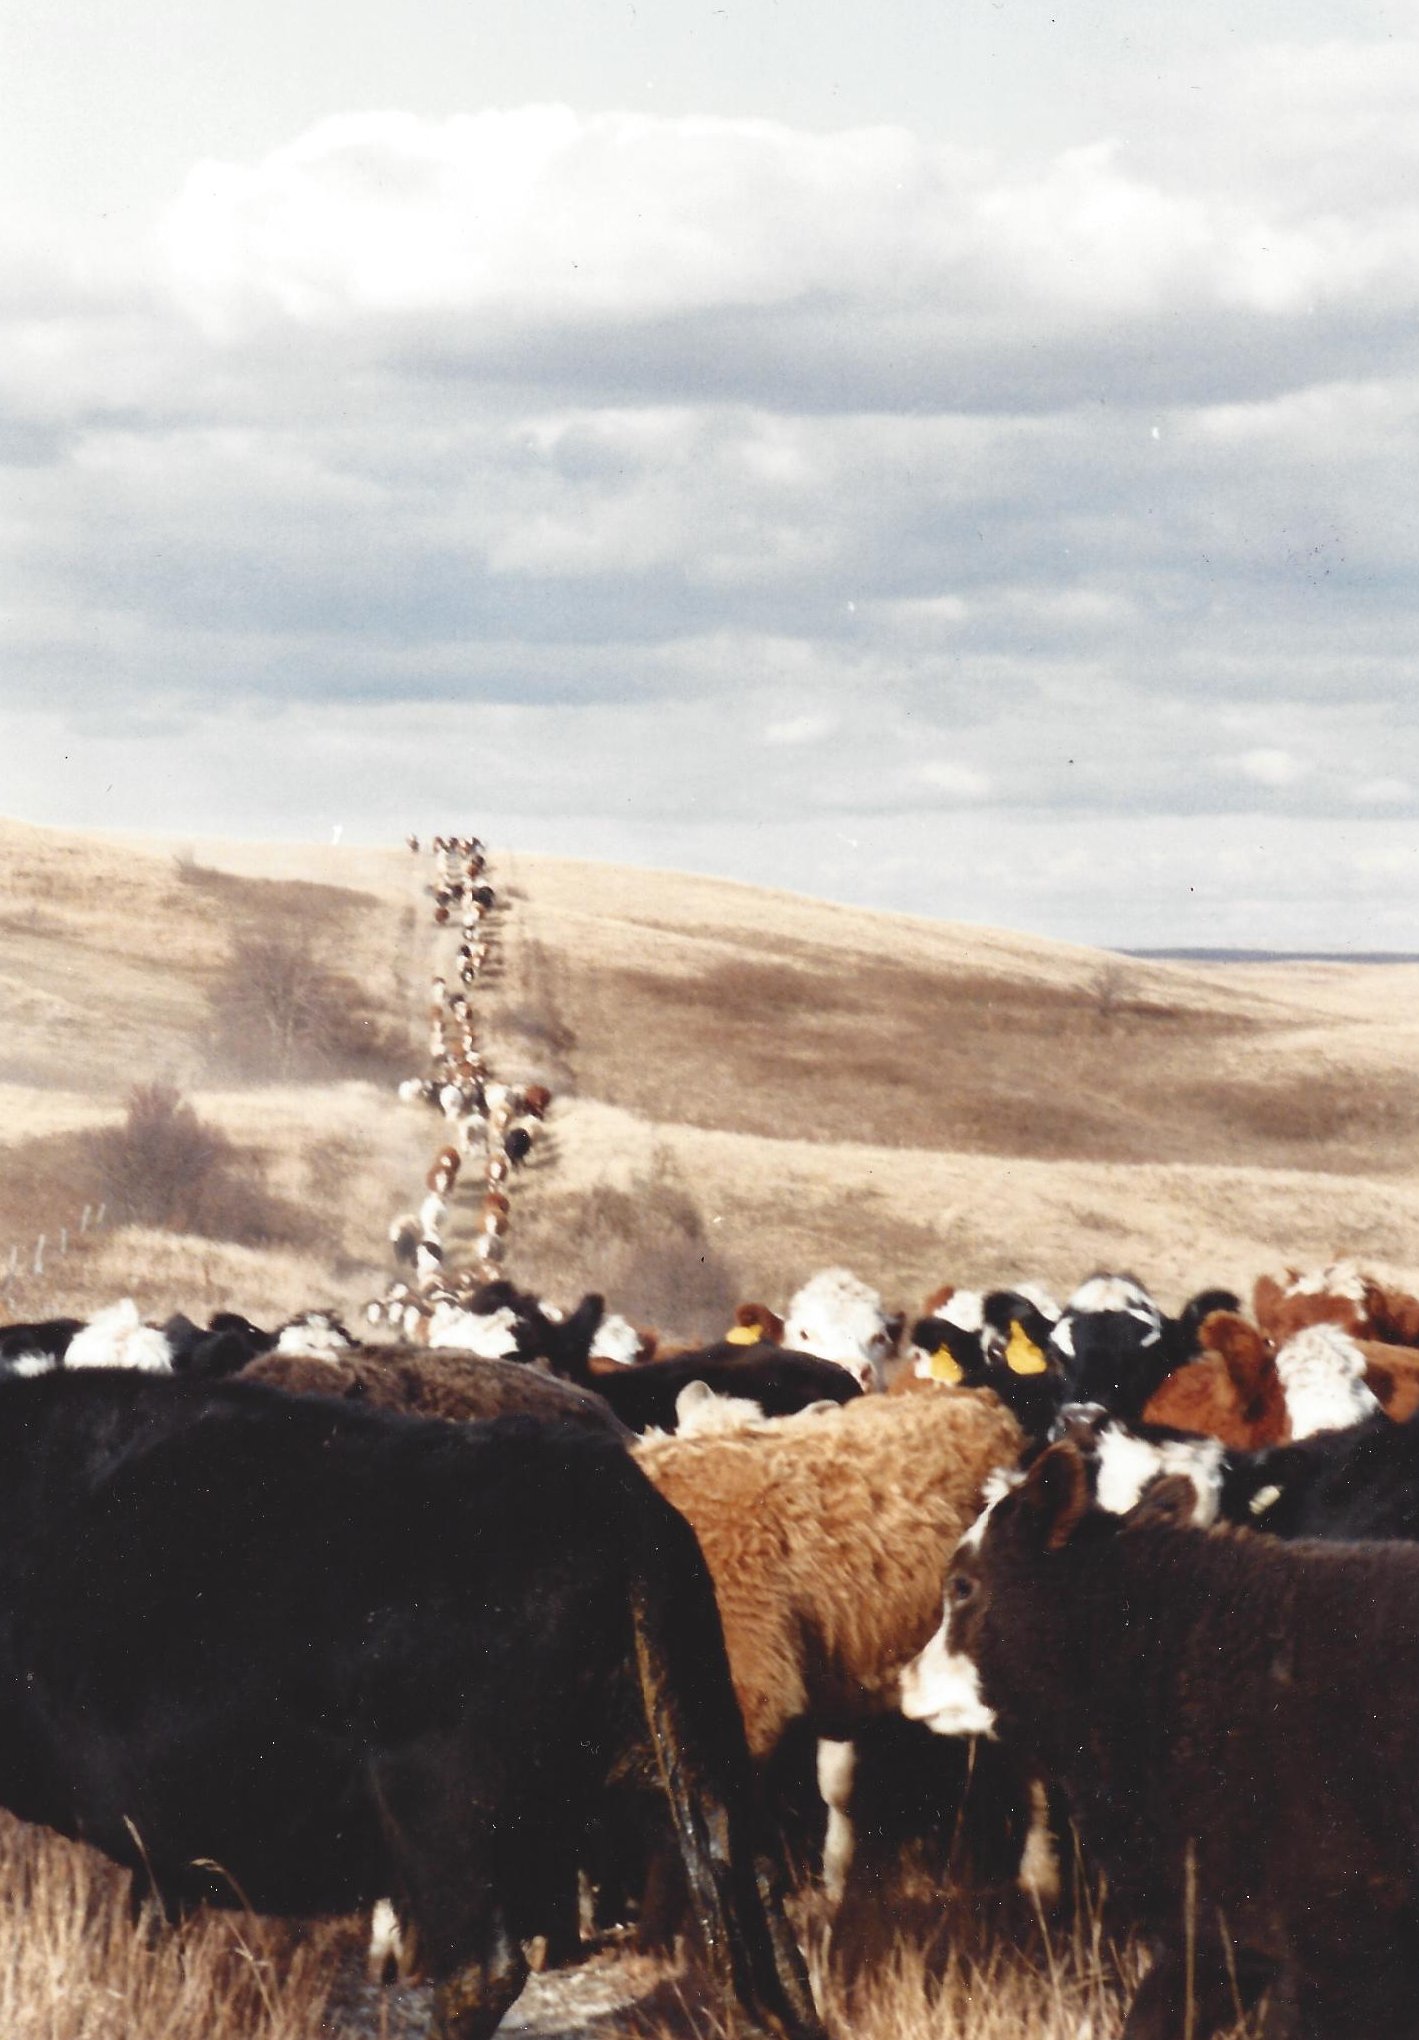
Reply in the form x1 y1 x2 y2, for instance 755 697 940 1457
5 18 1419 947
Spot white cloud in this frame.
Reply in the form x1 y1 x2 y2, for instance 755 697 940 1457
917 760 992 799
1226 748 1312 788
764 714 836 746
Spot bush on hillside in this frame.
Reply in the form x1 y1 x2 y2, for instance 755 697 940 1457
86 1083 295 1244
206 931 408 1081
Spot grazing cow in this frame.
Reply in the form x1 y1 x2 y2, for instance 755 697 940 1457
902 1440 1419 2039
0 1371 820 2040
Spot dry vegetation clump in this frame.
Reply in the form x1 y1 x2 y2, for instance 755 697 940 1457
0 1810 339 2040
0 1226 353 1335
205 929 410 1085
85 1083 321 1249
513 1146 741 1342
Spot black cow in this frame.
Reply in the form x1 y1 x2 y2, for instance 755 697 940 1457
0 1371 820 2040
560 1340 863 1433
163 1310 276 1378
0 1317 84 1368
910 1291 1069 1443
902 1440 1419 2039
1220 1408 1419 1543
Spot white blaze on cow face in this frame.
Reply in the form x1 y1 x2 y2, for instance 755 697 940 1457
782 1266 893 1390
899 1605 997 1739
1274 1324 1381 1439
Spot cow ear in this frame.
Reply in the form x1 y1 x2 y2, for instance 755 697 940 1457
1208 1313 1273 1397
1252 1275 1284 1335
1017 1441 1093 1552
1123 1473 1197 1531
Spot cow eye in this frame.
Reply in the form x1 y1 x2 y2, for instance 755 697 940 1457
949 1572 976 1607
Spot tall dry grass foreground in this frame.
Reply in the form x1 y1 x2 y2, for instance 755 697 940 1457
0 1811 339 2040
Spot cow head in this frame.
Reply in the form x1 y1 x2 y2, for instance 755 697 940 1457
900 1441 1199 1745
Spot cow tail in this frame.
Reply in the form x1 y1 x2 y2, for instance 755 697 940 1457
629 1495 823 2040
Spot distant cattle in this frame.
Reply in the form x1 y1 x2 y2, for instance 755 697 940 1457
0 1371 819 2040
903 1440 1419 2039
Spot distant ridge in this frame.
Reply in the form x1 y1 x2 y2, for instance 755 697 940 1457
1122 948 1419 965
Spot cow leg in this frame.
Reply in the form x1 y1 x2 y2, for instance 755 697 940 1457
431 1906 529 2040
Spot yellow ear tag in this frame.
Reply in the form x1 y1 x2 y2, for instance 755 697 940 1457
1005 1324 1048 1375
725 1324 762 1346
928 1348 965 1385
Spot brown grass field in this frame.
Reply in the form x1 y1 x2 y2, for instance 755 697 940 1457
0 810 1406 2034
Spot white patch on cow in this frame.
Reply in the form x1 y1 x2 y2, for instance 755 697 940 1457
1275 1324 1381 1438
957 1466 1023 1555
418 1192 448 1236
426 1303 521 1357
1012 1281 1062 1323
1017 1778 1060 1905
782 1266 892 1388
816 1738 857 1904
1092 1419 1222 1525
1065 1274 1162 1341
274 1312 356 1362
1050 1315 1075 1361
899 1617 997 1738
1287 1261 1366 1304
5 1352 58 1378
672 1381 766 1436
65 1301 174 1374
940 1289 985 1334
367 1897 415 1985
589 1314 643 1367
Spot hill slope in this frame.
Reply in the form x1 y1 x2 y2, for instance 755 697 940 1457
3 818 1418 1334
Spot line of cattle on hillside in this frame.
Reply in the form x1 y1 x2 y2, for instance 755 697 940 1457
5 838 1419 2036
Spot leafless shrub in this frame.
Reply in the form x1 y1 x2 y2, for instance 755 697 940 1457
207 932 408 1082
553 1147 739 1340
85 1083 311 1246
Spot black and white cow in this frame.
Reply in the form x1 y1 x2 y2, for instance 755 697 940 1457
1049 1276 1239 1423
0 1370 820 2040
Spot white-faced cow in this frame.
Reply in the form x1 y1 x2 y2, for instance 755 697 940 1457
0 1370 821 2040
903 1440 1419 2040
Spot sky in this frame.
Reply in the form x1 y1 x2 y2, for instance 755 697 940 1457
4 0 1419 948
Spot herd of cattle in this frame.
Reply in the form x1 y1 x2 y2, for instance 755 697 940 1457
374 832 551 1342
6 1253 1419 2037
4 836 1419 2037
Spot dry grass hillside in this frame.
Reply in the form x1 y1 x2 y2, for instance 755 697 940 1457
3 813 1418 1336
